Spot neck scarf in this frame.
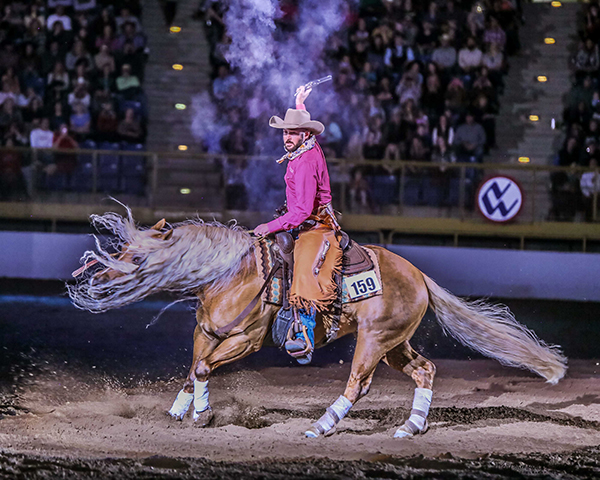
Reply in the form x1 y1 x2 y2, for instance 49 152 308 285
276 135 316 164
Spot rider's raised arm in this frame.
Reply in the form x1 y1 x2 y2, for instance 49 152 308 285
295 85 312 110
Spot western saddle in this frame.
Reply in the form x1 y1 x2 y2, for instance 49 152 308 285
269 230 374 347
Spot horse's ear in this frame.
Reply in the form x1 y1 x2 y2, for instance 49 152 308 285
151 219 166 230
162 229 174 241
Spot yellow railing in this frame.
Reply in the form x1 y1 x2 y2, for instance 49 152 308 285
1 146 599 249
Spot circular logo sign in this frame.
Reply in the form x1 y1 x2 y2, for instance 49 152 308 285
477 176 523 222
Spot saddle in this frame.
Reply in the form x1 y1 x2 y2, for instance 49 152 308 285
270 230 374 346
273 231 374 281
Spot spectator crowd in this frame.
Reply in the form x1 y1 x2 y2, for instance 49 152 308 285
0 0 148 201
553 0 600 221
199 0 521 211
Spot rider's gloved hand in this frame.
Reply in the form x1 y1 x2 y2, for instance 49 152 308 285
295 85 312 105
253 224 270 237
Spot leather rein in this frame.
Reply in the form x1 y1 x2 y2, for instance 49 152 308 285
211 258 281 340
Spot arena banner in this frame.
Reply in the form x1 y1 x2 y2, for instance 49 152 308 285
477 176 523 223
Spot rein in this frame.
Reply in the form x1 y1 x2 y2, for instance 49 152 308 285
71 252 122 277
212 259 280 340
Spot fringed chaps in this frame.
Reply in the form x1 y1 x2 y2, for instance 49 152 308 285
289 224 342 312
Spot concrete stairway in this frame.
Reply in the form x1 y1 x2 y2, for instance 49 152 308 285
489 1 579 221
142 1 211 153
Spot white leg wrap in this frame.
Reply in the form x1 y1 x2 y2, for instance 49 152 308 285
394 388 432 438
306 395 353 437
192 380 210 420
408 387 432 430
168 389 194 419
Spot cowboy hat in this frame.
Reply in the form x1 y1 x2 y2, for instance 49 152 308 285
269 108 325 135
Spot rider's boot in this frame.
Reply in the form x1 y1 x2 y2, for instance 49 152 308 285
285 307 315 365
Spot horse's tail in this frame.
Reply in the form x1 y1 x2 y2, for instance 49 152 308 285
422 274 567 384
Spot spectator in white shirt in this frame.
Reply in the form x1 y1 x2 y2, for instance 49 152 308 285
432 34 457 71
47 6 72 31
581 158 600 220
30 117 54 148
458 37 482 74
116 8 142 33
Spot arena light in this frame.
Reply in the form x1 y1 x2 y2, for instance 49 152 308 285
518 157 530 163
172 64 183 70
544 37 556 45
180 188 191 195
551 1 561 7
537 76 547 82
529 115 539 122
170 26 181 33
175 103 186 110
178 145 188 151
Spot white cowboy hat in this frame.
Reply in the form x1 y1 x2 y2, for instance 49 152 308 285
269 108 325 135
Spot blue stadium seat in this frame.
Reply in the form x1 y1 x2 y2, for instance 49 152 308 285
82 139 97 150
422 177 444 207
71 158 94 192
119 100 143 118
447 178 461 206
98 142 121 192
121 176 146 195
367 175 398 206
70 140 98 191
44 172 69 191
121 143 146 195
403 176 422 206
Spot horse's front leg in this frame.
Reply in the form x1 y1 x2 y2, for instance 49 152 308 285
191 330 262 426
168 325 218 422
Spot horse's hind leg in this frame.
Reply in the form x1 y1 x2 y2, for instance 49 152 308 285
383 340 436 438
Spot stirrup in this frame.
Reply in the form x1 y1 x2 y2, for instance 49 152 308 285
285 318 313 360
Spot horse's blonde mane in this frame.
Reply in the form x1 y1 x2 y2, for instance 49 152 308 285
68 205 254 313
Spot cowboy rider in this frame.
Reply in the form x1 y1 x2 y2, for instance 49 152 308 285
254 85 341 365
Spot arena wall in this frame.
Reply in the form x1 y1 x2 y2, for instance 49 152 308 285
1 232 597 302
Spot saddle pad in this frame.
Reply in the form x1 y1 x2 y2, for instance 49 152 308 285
255 238 383 306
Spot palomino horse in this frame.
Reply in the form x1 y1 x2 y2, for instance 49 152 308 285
69 207 567 438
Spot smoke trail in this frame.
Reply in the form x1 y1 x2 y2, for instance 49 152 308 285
190 0 357 211
223 0 279 85
190 0 356 149
224 0 353 101
191 92 231 153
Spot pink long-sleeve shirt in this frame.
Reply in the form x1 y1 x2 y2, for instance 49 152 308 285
267 105 332 233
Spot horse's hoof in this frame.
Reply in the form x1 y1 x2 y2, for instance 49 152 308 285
393 425 413 438
193 407 213 427
305 425 336 438
166 410 185 421
394 420 428 438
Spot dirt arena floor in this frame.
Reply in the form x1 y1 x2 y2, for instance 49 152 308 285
1 284 600 478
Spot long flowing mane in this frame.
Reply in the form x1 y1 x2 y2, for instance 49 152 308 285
68 205 254 313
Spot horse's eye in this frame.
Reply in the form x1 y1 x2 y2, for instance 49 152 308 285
132 256 144 265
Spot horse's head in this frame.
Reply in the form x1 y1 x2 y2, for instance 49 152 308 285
68 208 181 312
91 218 173 286
68 205 254 313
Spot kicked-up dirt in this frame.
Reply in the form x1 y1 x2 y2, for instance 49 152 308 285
1 359 599 479
1 288 599 478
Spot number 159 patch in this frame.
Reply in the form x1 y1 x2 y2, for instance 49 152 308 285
343 270 382 300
